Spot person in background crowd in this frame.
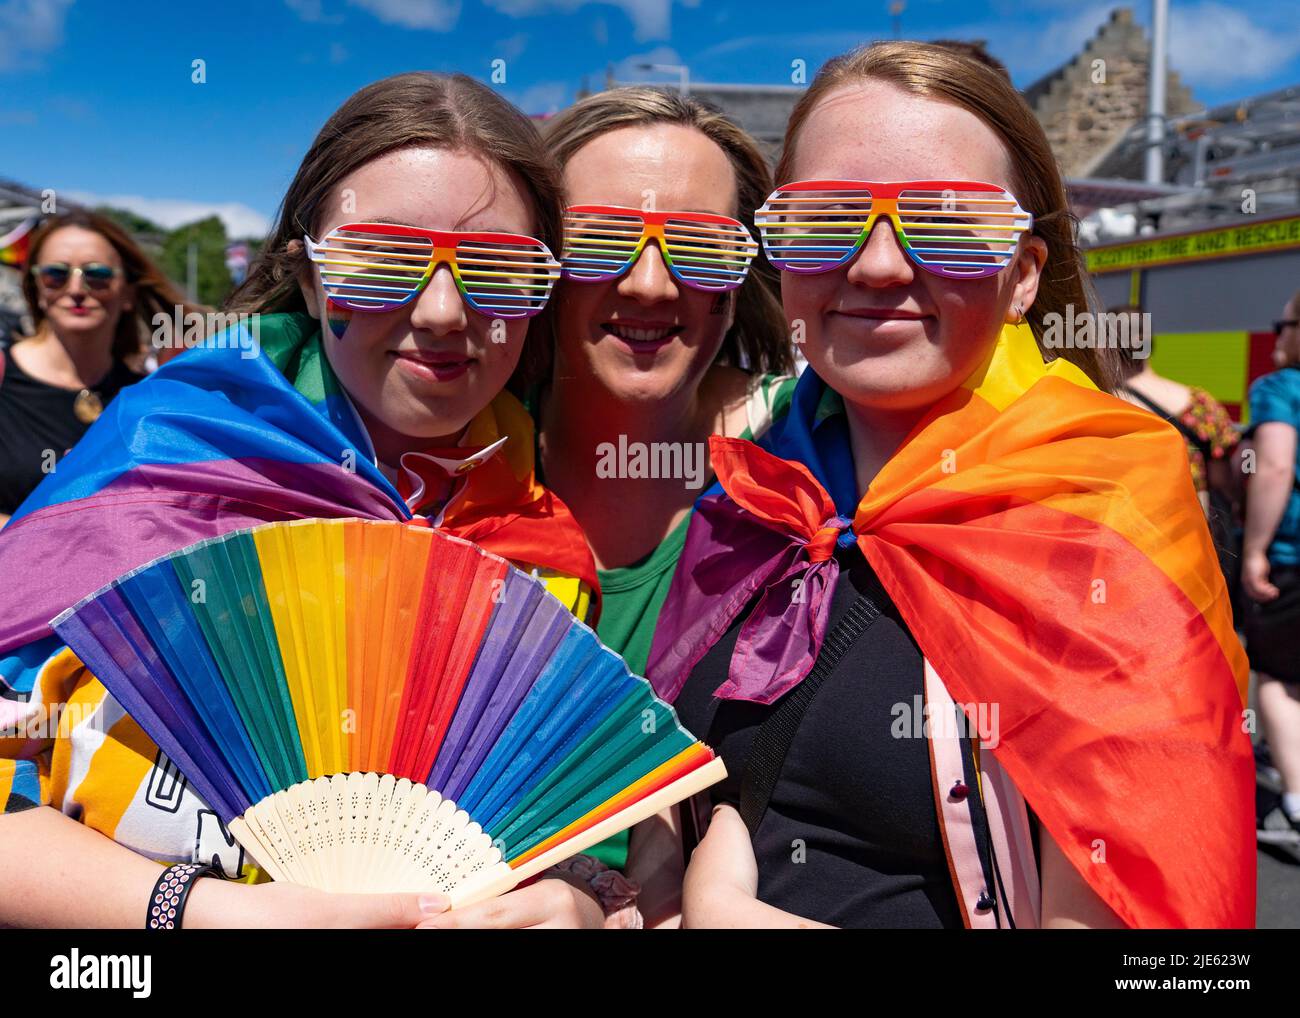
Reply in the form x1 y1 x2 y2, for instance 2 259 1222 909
1114 304 1243 611
0 210 197 523
1115 304 1240 515
1243 290 1300 843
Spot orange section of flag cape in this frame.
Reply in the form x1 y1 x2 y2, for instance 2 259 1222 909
845 324 1252 928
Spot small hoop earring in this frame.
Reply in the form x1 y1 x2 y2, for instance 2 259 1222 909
1013 303 1024 324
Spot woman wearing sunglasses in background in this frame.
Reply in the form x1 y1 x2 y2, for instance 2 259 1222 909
0 73 612 929
0 210 197 523
532 90 793 914
645 42 1253 928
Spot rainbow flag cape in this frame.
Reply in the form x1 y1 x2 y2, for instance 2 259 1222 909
648 323 1254 929
0 312 597 656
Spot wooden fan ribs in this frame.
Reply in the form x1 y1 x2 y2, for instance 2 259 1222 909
52 518 725 898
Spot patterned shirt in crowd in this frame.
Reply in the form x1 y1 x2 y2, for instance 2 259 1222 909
1179 386 1240 494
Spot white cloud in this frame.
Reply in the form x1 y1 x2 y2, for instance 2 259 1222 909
346 0 461 30
484 0 680 43
695 30 875 63
493 31 530 62
0 0 75 71
925 4 1115 86
283 0 336 22
611 45 683 83
951 2 1300 94
614 0 672 40
505 79 570 116
690 11 1113 84
1168 2 1300 88
63 191 273 239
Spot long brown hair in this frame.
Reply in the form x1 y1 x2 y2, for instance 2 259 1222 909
544 86 794 376
226 72 566 388
775 41 1116 391
21 209 196 365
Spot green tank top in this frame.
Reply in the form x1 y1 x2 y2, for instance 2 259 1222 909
526 372 798 868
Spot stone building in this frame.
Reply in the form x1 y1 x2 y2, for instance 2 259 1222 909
601 15 1197 181
1024 7 1198 179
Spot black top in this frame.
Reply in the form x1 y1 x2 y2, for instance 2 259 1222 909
0 344 144 515
674 542 964 929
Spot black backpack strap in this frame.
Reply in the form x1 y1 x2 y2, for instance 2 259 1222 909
738 591 882 835
958 730 1014 929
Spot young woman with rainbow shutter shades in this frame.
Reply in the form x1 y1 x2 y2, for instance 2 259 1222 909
0 73 612 928
531 90 795 907
643 42 1254 929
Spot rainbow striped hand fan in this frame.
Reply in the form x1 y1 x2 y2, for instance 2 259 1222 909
51 519 725 906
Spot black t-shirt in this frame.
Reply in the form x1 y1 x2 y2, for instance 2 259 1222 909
674 542 964 929
0 344 145 515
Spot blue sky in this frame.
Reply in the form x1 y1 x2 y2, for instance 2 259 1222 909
4 0 1298 237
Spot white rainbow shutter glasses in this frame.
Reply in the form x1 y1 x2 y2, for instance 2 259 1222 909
560 206 758 292
756 180 1034 279
558 184 1031 288
304 223 561 318
303 182 1032 318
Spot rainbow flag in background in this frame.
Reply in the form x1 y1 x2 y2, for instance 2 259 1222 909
0 217 35 268
650 323 1254 929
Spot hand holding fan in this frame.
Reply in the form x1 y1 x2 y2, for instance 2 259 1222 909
51 519 725 906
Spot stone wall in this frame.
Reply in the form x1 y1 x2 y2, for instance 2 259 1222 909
1027 7 1198 178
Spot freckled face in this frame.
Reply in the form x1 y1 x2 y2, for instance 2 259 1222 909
555 124 740 407
301 146 538 446
781 81 1044 415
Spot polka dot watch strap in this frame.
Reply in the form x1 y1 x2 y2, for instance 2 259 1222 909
146 863 215 930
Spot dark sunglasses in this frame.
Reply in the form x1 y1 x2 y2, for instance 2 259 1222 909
1274 319 1299 334
31 261 123 291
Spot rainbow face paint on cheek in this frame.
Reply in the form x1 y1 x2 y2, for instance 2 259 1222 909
326 305 352 340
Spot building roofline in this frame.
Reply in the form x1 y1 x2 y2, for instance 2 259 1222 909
608 80 806 96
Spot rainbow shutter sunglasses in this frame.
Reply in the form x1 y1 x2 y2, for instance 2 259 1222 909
561 205 758 292
756 180 1034 279
304 222 561 318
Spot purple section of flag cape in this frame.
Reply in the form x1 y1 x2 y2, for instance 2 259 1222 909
646 492 841 706
0 459 403 655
